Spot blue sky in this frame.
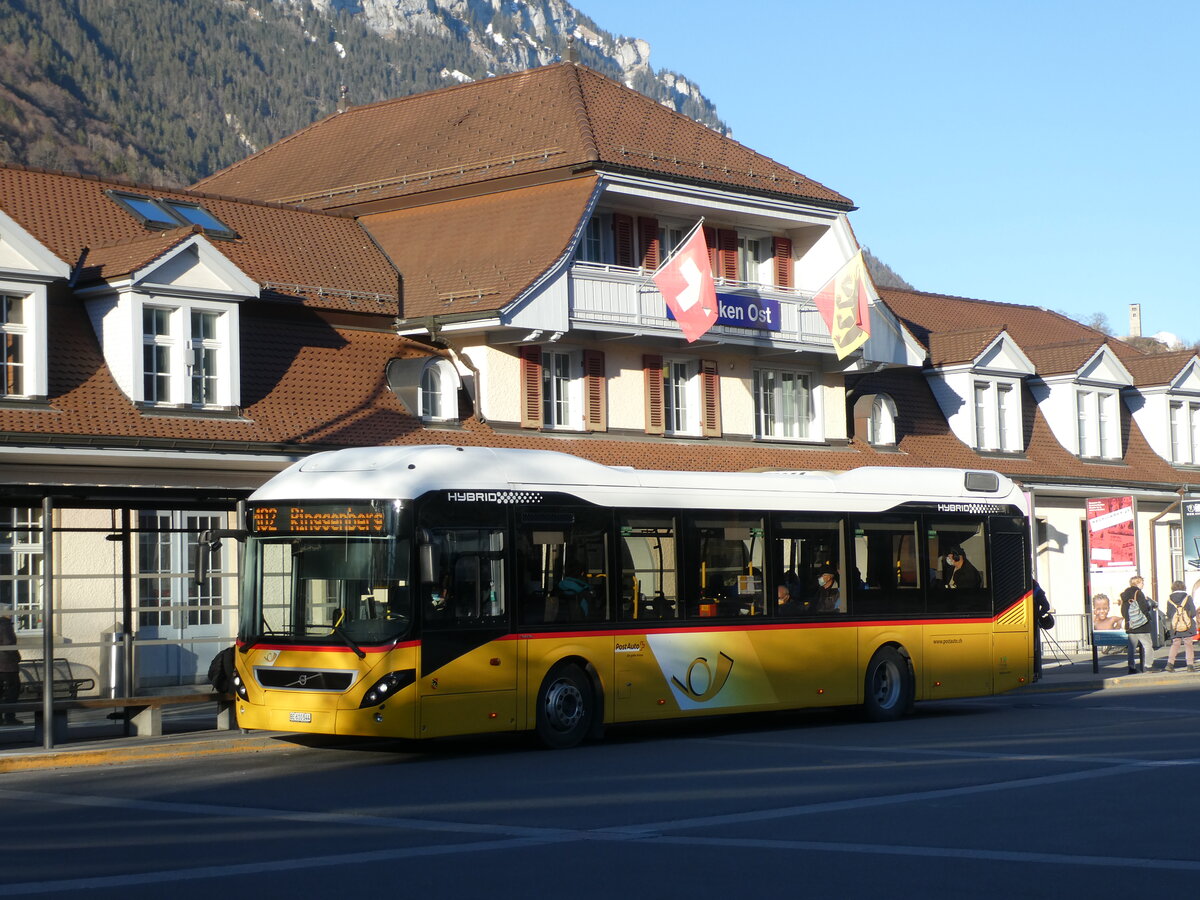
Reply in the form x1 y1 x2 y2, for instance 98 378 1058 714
581 0 1199 344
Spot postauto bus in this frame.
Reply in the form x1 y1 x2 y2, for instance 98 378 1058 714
214 445 1034 748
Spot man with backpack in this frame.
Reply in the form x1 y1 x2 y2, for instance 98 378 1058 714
1120 575 1155 673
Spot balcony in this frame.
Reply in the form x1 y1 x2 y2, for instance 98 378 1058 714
569 262 834 350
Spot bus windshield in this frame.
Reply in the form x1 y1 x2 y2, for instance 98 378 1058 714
241 534 413 647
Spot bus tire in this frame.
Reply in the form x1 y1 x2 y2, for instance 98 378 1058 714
535 663 594 749
863 646 913 722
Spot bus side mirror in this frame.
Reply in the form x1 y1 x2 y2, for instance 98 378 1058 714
194 529 246 586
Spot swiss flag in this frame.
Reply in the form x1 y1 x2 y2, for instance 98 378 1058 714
653 227 718 343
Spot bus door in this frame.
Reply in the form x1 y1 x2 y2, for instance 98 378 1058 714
417 516 516 737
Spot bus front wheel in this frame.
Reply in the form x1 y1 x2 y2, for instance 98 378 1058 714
863 647 913 722
535 663 594 749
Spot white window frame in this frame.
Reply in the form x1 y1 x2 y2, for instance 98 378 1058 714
753 366 816 441
0 293 29 398
541 348 583 431
0 283 48 400
576 215 608 264
1076 387 1119 459
1169 399 1200 465
418 358 460 422
971 378 1021 452
736 234 765 285
663 358 700 436
136 297 236 408
868 394 897 446
0 506 43 633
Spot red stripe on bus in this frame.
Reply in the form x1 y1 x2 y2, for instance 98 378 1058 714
236 640 419 653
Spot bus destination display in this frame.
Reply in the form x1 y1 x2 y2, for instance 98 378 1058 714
250 503 390 535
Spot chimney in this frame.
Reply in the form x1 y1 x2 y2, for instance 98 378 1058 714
337 84 349 114
1129 303 1142 338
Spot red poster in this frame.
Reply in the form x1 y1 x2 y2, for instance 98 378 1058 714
1086 496 1136 573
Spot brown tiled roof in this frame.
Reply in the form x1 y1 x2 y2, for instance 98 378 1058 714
1022 340 1113 377
1123 350 1198 387
362 177 597 319
847 368 1200 490
926 327 1005 367
194 63 851 212
0 166 399 313
881 286 1154 367
74 227 199 283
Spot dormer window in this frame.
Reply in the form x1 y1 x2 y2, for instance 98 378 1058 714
1169 400 1200 465
419 358 460 421
1076 388 1119 459
971 379 1021 452
139 301 234 408
1 293 27 396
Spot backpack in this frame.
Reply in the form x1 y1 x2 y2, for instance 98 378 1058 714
1126 597 1148 630
207 646 235 693
1170 592 1192 634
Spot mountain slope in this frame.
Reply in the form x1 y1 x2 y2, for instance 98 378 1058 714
0 0 726 187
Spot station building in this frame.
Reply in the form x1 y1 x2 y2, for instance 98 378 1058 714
0 61 1195 695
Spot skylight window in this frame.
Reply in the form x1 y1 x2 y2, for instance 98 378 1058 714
107 191 236 239
160 201 235 238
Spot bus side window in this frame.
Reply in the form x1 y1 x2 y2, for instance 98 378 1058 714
619 516 679 621
421 528 506 626
850 517 923 616
687 515 765 618
927 518 989 614
517 509 611 625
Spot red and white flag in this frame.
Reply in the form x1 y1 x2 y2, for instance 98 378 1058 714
653 226 718 343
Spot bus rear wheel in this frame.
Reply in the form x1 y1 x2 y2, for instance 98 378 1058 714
863 647 913 722
536 663 594 749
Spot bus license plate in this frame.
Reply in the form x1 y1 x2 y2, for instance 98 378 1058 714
289 712 312 723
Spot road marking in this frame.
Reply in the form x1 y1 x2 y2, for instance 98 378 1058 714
4 755 1199 893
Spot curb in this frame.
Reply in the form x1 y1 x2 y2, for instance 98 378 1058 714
0 733 292 773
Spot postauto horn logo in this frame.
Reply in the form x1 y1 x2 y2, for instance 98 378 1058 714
671 652 735 702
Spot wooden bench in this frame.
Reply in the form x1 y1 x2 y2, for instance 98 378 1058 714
2 692 235 741
18 658 97 700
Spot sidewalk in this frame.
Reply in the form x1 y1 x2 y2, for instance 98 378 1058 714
1 647 1193 772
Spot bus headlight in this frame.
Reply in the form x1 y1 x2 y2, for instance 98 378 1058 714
231 671 249 701
359 669 416 708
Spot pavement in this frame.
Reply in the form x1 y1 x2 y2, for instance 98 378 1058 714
1 646 1194 772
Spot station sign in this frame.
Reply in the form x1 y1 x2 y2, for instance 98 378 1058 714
668 292 781 332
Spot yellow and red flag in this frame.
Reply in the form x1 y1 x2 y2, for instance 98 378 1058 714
813 250 872 360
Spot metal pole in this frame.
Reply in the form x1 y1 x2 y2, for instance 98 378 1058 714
40 496 54 750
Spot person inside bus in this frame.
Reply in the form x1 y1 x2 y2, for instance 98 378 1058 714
554 563 593 621
943 546 981 590
775 582 802 616
814 570 841 612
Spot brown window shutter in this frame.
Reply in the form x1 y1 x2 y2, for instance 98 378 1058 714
643 354 665 435
701 359 722 437
519 345 543 429
583 349 607 432
703 226 718 275
612 213 634 267
638 217 660 270
773 237 793 288
717 229 738 281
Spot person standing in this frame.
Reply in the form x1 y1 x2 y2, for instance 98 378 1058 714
1120 575 1155 673
1164 580 1197 672
0 604 20 725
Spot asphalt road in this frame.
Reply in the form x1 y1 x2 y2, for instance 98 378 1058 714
3 682 1200 898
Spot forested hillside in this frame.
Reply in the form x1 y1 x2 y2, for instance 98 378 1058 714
0 0 726 186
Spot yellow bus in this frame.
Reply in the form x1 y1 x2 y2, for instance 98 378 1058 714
215 445 1034 748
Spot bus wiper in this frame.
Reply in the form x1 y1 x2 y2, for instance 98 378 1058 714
329 610 366 659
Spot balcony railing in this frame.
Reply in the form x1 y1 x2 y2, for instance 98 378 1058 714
569 262 833 348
